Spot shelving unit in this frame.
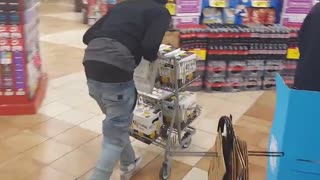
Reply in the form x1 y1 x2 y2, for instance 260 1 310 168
0 0 47 115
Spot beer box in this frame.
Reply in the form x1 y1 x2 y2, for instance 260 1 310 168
138 88 172 107
162 91 197 127
132 105 163 140
159 50 197 88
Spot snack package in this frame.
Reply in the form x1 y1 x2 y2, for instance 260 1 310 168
202 8 223 24
223 8 236 24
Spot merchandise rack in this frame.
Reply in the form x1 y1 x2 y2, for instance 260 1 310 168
0 0 47 115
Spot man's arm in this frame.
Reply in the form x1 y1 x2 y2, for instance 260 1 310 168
141 8 171 62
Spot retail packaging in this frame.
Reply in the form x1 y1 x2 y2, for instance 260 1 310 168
131 104 163 144
159 47 197 89
262 76 276 90
280 0 315 28
176 0 202 16
202 8 223 24
172 16 200 29
162 31 180 48
162 91 197 128
268 75 320 180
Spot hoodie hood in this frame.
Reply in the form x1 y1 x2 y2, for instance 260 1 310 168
153 0 168 4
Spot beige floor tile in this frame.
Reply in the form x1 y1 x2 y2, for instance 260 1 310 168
132 143 162 171
194 117 219 134
195 157 211 172
39 3 74 16
31 119 75 138
79 135 103 158
249 163 267 180
50 149 97 177
6 114 51 129
40 41 84 80
57 94 92 108
25 166 76 180
132 140 163 155
44 12 83 22
77 168 121 180
40 16 87 36
0 142 19 166
3 130 48 153
234 125 269 147
0 121 20 139
25 140 74 165
0 155 44 180
55 109 97 125
53 126 98 147
75 100 103 115
183 167 208 180
39 102 72 118
236 115 272 133
192 129 216 150
132 155 192 180
173 144 207 167
79 115 105 134
41 30 87 49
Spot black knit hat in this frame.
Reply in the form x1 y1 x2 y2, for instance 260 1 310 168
153 0 168 4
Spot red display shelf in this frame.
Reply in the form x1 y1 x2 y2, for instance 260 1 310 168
0 73 47 115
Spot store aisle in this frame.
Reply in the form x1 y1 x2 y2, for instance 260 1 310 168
0 2 270 180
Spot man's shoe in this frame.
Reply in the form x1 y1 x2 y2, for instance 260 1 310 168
120 157 142 180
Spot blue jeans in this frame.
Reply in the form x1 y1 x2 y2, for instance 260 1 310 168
87 79 137 180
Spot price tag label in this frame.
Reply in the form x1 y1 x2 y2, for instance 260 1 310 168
209 0 227 7
189 49 207 60
287 48 300 60
252 0 270 7
166 3 176 15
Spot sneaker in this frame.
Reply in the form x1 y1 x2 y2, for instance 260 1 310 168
120 157 142 180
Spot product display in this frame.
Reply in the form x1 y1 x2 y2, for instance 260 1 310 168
0 0 47 115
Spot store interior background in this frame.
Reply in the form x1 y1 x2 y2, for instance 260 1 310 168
0 0 276 179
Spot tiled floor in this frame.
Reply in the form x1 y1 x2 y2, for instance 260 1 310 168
0 2 276 180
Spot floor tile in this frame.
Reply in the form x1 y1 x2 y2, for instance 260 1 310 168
132 143 162 171
0 142 19 166
183 167 208 180
0 121 21 139
132 155 192 180
173 144 208 166
53 126 99 147
44 12 83 22
25 140 74 165
25 166 76 180
191 129 216 150
78 115 105 134
79 135 103 158
194 117 219 134
31 119 75 138
3 130 48 153
0 155 43 180
41 30 87 49
195 157 211 172
7 114 51 129
39 102 72 118
55 109 96 125
50 149 97 177
74 100 103 115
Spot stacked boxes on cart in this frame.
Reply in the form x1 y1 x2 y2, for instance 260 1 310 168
0 0 41 97
131 45 199 144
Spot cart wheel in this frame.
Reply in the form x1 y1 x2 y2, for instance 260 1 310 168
181 133 192 149
159 162 171 180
